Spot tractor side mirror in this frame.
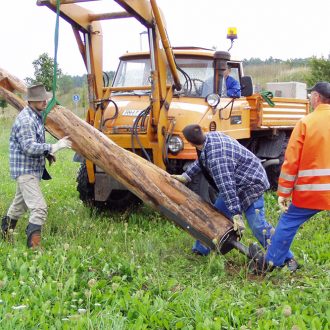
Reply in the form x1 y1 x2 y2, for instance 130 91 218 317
241 76 254 97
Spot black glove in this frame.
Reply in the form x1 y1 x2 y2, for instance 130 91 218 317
46 154 56 166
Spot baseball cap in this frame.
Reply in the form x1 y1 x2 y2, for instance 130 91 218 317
307 82 330 98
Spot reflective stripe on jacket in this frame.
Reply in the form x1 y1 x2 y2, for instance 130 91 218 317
278 103 330 210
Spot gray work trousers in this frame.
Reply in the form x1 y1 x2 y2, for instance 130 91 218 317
7 174 47 226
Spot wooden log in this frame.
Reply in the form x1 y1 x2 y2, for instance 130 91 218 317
0 86 26 111
0 67 27 94
0 68 239 254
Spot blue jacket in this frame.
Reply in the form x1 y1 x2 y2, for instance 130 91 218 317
226 75 241 98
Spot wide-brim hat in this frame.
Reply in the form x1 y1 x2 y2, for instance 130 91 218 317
26 84 52 101
307 81 330 98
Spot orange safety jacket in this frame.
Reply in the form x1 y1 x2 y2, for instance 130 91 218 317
278 103 330 210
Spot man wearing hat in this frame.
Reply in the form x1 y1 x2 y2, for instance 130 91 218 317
257 81 330 273
172 124 297 270
1 84 72 248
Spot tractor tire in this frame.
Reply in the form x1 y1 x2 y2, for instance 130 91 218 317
77 163 95 207
76 163 140 211
187 173 218 205
105 190 141 211
265 137 289 190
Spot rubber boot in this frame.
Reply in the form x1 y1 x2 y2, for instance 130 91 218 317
1 216 18 240
26 223 42 248
248 242 273 275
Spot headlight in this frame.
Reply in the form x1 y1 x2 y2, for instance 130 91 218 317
168 135 184 154
206 93 220 108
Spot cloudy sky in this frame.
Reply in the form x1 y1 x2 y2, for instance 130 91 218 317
1 0 329 80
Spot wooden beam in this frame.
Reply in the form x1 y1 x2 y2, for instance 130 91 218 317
0 67 27 94
0 86 26 111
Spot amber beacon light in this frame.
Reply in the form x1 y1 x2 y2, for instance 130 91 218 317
227 27 237 51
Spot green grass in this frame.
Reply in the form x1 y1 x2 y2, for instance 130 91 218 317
0 115 329 329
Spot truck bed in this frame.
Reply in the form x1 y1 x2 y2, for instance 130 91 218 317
247 94 309 129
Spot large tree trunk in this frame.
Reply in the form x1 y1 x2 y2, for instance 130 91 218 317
0 68 243 255
0 67 27 94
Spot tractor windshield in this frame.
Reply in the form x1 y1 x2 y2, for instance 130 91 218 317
112 58 151 94
112 57 214 97
173 58 214 97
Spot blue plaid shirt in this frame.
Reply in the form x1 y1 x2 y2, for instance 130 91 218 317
9 106 52 180
184 132 269 216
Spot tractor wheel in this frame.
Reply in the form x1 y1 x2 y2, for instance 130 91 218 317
76 163 140 211
76 163 95 207
187 173 217 205
105 190 141 211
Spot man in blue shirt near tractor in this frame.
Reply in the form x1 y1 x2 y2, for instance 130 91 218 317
172 124 298 272
223 64 241 98
202 64 241 98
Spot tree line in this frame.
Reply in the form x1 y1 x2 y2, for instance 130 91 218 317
24 53 115 95
243 56 310 66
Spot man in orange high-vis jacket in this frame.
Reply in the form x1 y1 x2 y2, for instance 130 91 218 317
261 81 330 273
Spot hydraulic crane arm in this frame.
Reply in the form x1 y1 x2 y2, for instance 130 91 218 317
37 0 181 91
114 0 154 27
37 0 101 34
37 0 104 102
37 0 153 33
150 0 181 91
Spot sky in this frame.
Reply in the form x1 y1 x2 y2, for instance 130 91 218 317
0 0 329 81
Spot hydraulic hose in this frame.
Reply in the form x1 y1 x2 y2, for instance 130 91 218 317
262 159 280 169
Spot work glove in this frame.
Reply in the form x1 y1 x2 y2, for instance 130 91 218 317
46 154 56 166
278 196 291 212
171 174 188 184
51 136 72 154
232 214 245 236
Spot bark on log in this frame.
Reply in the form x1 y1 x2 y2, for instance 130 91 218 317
0 86 26 111
0 68 239 253
0 67 27 94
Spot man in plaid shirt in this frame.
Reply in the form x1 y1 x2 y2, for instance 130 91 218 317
172 124 296 270
2 84 72 248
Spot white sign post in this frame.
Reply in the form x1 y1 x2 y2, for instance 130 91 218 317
72 94 80 113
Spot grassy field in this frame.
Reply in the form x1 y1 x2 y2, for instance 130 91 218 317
244 64 310 90
0 112 329 329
